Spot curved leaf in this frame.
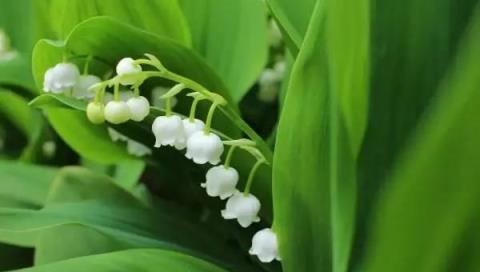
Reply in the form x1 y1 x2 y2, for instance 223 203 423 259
180 0 268 102
362 8 480 271
0 167 253 270
35 0 191 45
19 249 227 272
266 0 316 55
272 0 369 271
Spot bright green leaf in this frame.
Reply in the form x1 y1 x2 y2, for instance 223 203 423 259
180 0 269 102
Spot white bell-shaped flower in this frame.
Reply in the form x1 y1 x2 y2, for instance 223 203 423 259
257 68 279 103
249 228 281 263
185 131 224 165
174 119 205 150
152 115 185 148
116 57 142 85
104 101 131 124
86 102 105 124
43 63 80 93
201 166 238 199
221 191 261 227
72 75 101 99
127 96 150 122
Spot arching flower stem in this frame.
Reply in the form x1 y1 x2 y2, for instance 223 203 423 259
243 159 265 196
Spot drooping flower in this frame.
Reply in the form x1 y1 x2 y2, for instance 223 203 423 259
43 63 80 93
201 166 238 199
72 75 101 99
174 119 205 150
116 57 142 85
257 68 279 103
151 115 185 148
86 102 105 124
104 100 131 124
127 96 150 122
221 191 261 227
185 131 224 164
249 228 281 263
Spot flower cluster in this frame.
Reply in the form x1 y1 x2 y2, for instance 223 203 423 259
42 53 280 263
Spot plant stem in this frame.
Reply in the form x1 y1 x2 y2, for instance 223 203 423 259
203 102 218 133
223 145 237 169
165 97 172 116
189 96 202 121
113 83 120 101
243 160 264 196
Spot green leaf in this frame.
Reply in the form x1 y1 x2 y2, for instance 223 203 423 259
0 161 57 209
272 0 369 271
0 0 35 53
36 0 191 45
353 0 480 261
46 107 134 163
361 8 480 272
19 249 227 272
179 0 269 102
113 160 145 189
0 167 253 269
0 54 35 92
266 0 316 54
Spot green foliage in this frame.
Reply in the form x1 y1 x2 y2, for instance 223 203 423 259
180 0 269 102
1 0 480 271
19 249 227 272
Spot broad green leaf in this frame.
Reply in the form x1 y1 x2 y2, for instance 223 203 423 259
361 8 480 272
46 107 134 163
113 160 145 189
180 0 269 102
36 0 191 45
272 0 369 271
0 0 34 53
0 167 253 270
31 16 274 217
0 54 35 92
353 0 480 261
0 89 36 136
19 249 227 272
0 161 57 209
266 0 316 54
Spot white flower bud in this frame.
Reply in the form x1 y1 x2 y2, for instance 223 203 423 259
116 57 142 85
43 63 80 93
201 166 238 199
108 127 128 142
249 228 281 263
104 101 130 124
221 191 261 227
127 96 150 122
72 75 101 99
152 115 185 148
185 131 224 165
174 119 205 150
86 102 105 124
